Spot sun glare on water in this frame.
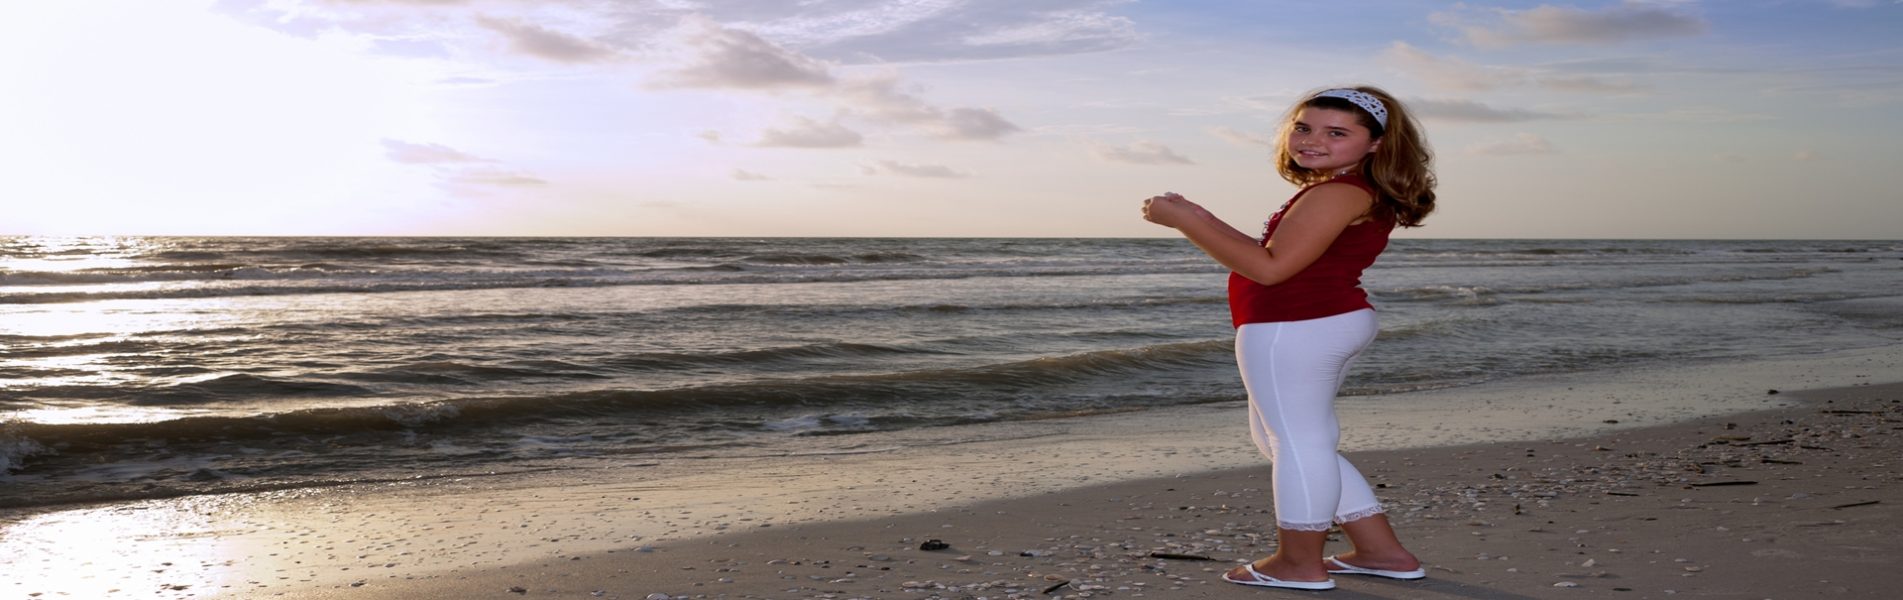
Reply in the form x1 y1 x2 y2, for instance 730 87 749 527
0 498 271 599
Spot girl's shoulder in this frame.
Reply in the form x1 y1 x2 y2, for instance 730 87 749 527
1318 173 1375 194
1297 174 1376 201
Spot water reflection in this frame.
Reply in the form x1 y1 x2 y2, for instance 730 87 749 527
0 498 251 598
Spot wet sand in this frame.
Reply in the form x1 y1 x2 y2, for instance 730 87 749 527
4 346 1900 599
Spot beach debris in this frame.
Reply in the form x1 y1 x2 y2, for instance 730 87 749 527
1830 500 1880 509
646 594 672 600
1689 481 1758 487
508 586 528 594
1554 581 1580 588
1042 580 1072 594
919 539 950 551
1146 552 1215 561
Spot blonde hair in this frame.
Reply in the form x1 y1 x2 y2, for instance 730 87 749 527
1272 85 1437 228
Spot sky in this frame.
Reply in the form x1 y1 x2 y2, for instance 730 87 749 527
2 0 1900 239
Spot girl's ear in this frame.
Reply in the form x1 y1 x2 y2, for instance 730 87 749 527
1367 138 1382 155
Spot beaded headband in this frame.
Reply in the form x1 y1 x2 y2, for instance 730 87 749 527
1313 88 1388 130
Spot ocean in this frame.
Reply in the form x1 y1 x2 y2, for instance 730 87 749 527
3 236 1900 509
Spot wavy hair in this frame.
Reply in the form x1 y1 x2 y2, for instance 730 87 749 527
1273 85 1437 227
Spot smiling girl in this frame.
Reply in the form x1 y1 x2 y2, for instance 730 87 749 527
1140 86 1437 591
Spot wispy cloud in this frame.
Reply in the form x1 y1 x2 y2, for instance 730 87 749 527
449 169 548 187
382 139 490 164
475 16 617 64
732 168 771 181
836 77 1023 140
936 107 1021 140
1382 42 1526 91
650 17 834 90
1538 75 1649 94
1435 2 1708 47
382 139 544 188
1412 99 1568 123
959 10 1138 50
1209 126 1273 148
650 21 1022 144
756 117 865 148
1093 141 1193 165
1386 43 1657 95
871 160 969 178
1466 133 1556 156
743 1 1143 62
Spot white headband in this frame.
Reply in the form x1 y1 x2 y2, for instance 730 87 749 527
1313 88 1388 130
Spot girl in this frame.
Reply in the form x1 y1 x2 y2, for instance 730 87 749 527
1140 86 1436 591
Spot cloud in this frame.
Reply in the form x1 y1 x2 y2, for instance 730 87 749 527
937 107 1022 140
756 117 865 148
833 76 1023 140
1537 75 1649 94
650 18 834 90
872 160 969 178
732 169 771 181
652 23 1022 142
218 0 1144 65
476 16 617 64
1382 42 1526 91
1436 2 1708 47
959 10 1138 51
382 140 544 188
739 1 1144 62
1794 149 1818 161
1385 43 1654 96
382 139 489 164
449 169 548 186
699 130 723 144
1466 133 1555 156
1209 126 1273 148
1411 99 1566 122
1093 141 1193 165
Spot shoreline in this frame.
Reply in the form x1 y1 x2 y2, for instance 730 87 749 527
290 383 1902 600
4 344 1901 599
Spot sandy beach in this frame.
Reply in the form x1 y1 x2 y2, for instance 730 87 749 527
5 345 1900 600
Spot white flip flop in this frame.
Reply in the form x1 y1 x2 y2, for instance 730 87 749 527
1222 563 1337 590
1324 555 1427 580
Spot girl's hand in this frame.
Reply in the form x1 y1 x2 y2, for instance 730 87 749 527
1141 192 1199 228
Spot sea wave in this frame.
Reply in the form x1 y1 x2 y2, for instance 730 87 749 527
0 264 1218 304
1 339 1233 456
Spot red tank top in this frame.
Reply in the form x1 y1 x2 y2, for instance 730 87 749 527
1227 174 1393 327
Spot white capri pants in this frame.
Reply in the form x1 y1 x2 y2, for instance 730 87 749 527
1235 308 1384 532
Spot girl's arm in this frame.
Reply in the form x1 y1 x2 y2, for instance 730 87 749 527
1143 184 1371 286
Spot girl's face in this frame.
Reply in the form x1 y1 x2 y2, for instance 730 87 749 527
1286 107 1381 174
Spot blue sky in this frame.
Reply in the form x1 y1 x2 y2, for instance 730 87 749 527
3 0 1899 238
